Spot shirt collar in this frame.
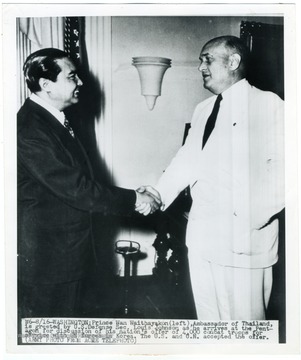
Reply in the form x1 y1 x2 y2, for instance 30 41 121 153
220 78 248 101
30 93 65 126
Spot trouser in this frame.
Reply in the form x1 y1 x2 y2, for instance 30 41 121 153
189 259 273 320
18 279 85 319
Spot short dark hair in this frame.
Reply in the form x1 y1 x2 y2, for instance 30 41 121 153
23 48 70 92
204 36 250 76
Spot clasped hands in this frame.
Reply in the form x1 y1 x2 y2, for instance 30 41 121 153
135 185 162 216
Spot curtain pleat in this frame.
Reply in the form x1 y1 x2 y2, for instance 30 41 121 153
16 18 31 108
17 17 64 108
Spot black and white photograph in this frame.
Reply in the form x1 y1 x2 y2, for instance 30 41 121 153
1 2 300 359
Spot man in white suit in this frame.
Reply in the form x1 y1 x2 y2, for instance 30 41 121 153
137 36 284 320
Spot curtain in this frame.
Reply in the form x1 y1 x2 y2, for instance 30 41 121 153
16 17 64 108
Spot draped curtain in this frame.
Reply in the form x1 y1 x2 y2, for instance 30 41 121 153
16 17 64 108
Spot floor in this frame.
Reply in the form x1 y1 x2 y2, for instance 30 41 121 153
80 209 286 342
82 267 196 320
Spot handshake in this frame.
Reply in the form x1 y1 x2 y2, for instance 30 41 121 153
135 185 162 216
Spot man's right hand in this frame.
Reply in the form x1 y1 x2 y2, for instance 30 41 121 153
135 186 162 216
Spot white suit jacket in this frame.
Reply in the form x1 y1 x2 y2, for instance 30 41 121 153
156 79 284 268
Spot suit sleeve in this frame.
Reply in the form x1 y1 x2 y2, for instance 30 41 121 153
156 104 204 209
18 125 136 216
247 92 285 230
255 94 285 228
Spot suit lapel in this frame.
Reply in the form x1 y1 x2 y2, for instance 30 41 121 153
25 99 93 177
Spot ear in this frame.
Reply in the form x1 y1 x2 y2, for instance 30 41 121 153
38 78 51 92
229 53 241 71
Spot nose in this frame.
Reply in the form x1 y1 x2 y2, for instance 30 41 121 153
76 75 83 86
198 62 206 72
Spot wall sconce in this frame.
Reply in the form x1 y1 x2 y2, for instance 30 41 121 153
132 56 172 111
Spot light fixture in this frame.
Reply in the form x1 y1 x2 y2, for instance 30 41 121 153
132 56 172 111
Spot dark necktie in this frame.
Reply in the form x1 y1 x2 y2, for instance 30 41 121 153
202 93 223 149
64 118 75 138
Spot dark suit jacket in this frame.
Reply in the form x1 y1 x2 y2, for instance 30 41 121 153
17 99 136 284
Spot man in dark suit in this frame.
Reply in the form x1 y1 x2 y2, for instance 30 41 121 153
17 48 160 319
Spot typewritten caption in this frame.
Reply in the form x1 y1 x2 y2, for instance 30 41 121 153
20 318 279 344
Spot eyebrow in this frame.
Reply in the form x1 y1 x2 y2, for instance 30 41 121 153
199 53 213 61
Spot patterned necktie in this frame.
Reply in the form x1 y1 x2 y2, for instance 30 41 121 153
202 93 223 149
64 118 75 138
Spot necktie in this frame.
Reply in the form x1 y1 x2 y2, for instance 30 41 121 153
64 118 75 138
202 94 223 149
